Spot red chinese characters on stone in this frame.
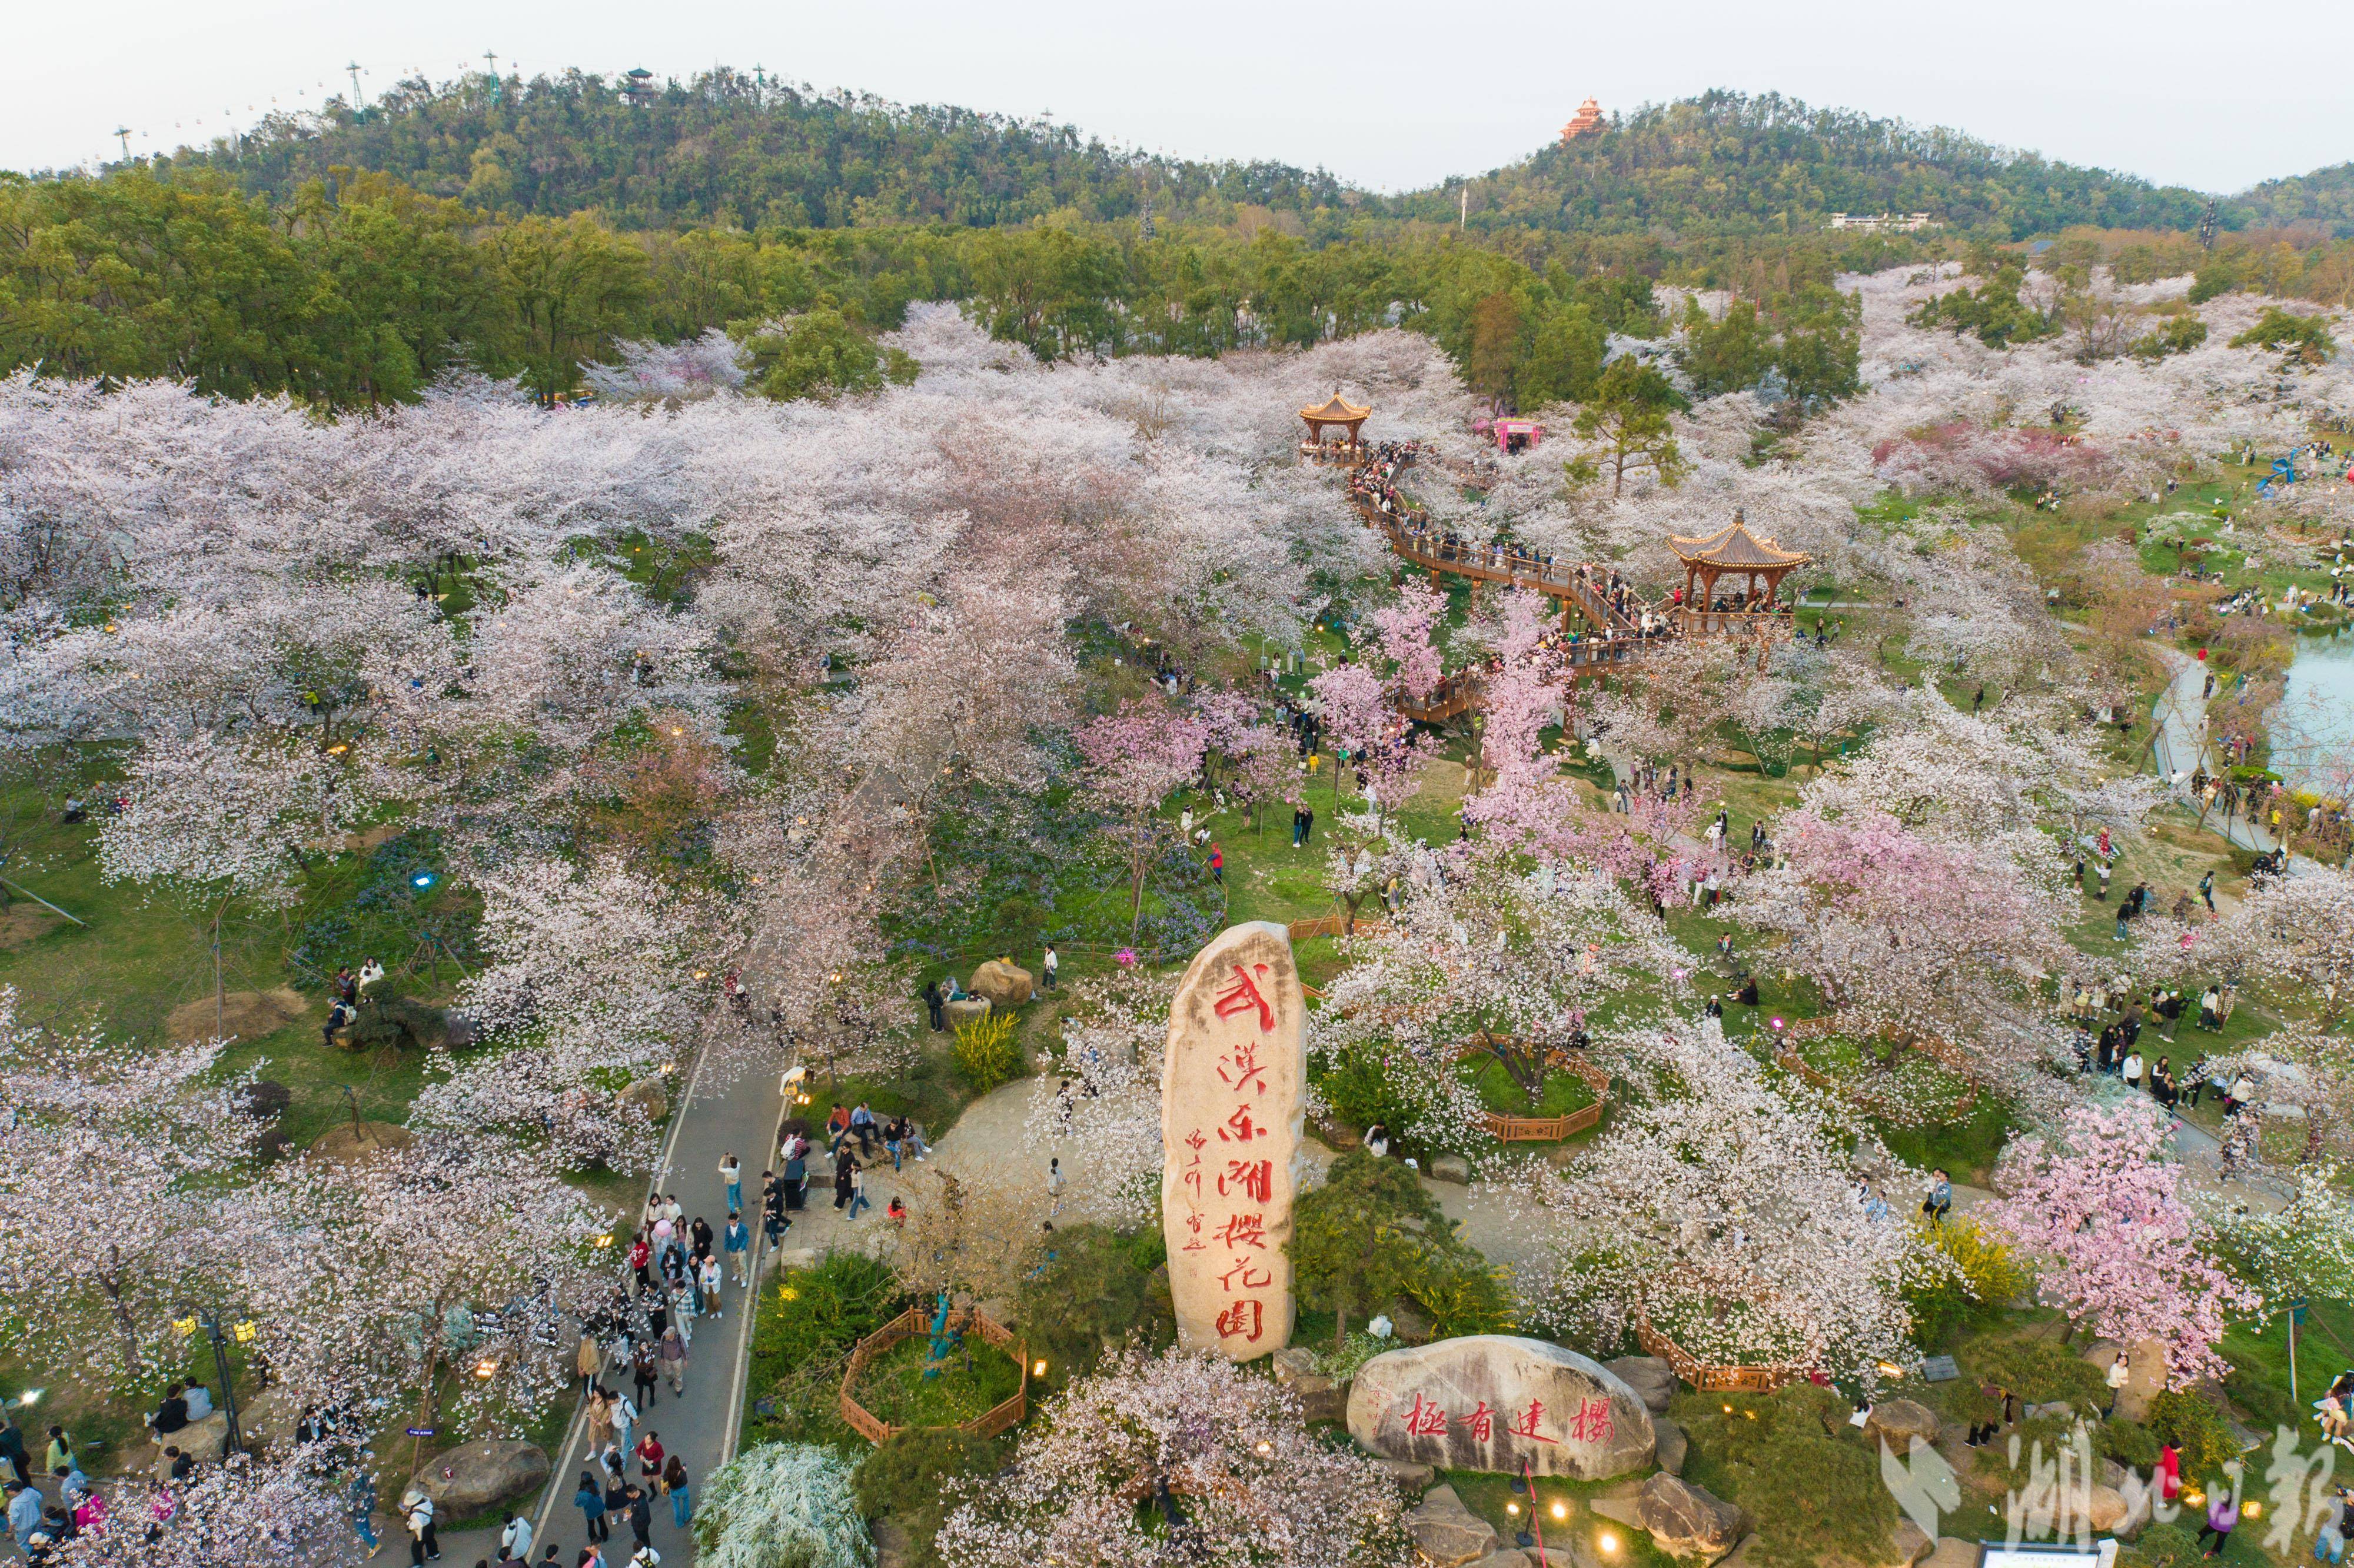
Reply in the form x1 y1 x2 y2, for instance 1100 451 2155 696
1214 1213 1268 1250
1217 1104 1269 1143
1216 1299 1264 1343
1567 1397 1614 1444
1179 1210 1206 1253
1403 1392 1448 1437
1217 1040 1270 1096
1217 1257 1272 1293
1213 963 1276 1033
1218 1158 1272 1203
1457 1400 1495 1442
1508 1400 1560 1444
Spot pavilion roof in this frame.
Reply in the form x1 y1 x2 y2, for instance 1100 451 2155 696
1668 519 1810 570
1300 392 1371 422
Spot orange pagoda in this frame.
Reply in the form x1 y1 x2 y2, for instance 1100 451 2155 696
1560 99 1605 142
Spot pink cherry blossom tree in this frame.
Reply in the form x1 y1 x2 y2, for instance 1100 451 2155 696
933 1345 1414 1568
56 1452 367 1568
231 1134 609 1439
1984 1102 2259 1385
1075 700 1211 939
0 988 258 1384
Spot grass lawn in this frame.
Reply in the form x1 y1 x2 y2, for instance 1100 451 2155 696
849 1333 1022 1430
1459 1055 1598 1120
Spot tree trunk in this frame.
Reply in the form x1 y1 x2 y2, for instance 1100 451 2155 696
213 901 226 1038
100 1254 142 1381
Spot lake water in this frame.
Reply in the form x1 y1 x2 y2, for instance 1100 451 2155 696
2279 628 2354 788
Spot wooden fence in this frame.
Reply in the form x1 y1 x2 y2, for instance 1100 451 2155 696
1457 1046 1612 1144
1633 1313 1810 1394
1286 913 1390 941
839 1304 1029 1445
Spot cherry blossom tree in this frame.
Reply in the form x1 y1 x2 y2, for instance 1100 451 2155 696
933 1345 1414 1568
1074 700 1210 939
0 988 258 1384
1527 1027 1937 1380
1985 1102 2258 1385
231 1134 608 1436
1019 969 1174 1224
2196 865 2354 1033
56 1452 367 1568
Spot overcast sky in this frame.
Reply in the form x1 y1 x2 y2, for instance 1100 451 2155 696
12 0 2349 196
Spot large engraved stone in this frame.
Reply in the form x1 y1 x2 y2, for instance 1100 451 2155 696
1347 1335 1657 1479
1161 921 1305 1362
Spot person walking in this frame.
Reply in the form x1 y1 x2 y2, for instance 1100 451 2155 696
833 1146 855 1211
2104 1354 2130 1417
1048 1157 1066 1218
624 1484 654 1553
574 1471 610 1543
2199 869 2216 913
723 1213 750 1287
1042 945 1058 993
922 980 945 1033
659 1326 687 1396
717 1154 742 1217
403 1487 442 1564
2198 1487 2240 1556
500 1511 534 1563
1208 843 1223 884
845 1158 872 1220
662 1458 690 1530
1921 1169 1953 1227
630 1340 659 1411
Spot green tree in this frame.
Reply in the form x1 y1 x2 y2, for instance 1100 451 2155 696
1514 302 1605 407
1289 1151 1454 1349
1680 297 1768 399
1773 285 1863 402
1564 357 1691 496
1465 291 1528 403
2229 305 2336 362
490 212 653 403
734 308 919 402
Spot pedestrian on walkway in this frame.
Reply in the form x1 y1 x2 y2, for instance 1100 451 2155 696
662 1458 690 1529
403 1487 441 1564
577 1332 601 1397
1921 1169 1952 1227
723 1213 749 1286
2200 870 2216 913
630 1341 659 1411
624 1484 653 1552
574 1471 609 1543
697 1252 723 1319
923 981 945 1032
846 1158 872 1220
718 1154 742 1216
833 1146 855 1210
1042 945 1058 992
500 1510 534 1563
659 1327 687 1395
1048 1157 1066 1217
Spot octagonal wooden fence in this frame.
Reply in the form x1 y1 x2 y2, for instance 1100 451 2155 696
839 1303 1029 1445
1634 1312 1812 1394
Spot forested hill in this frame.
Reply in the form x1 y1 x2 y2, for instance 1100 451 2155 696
2229 163 2354 236
152 75 2256 241
1424 92 2215 241
155 66 1354 230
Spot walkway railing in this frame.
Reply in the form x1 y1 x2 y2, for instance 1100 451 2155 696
1633 1313 1811 1394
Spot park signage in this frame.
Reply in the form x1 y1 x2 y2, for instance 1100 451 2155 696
1161 921 1305 1361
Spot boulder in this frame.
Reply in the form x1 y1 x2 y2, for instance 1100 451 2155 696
408 1437 549 1519
617 1077 669 1124
945 996 992 1027
2086 1483 2130 1534
1605 1354 1678 1415
967 960 1034 1009
1405 1484 1502 1567
2116 1338 2168 1423
141 1414 231 1480
1348 1335 1656 1480
1924 1540 1979 1568
309 1120 413 1164
1863 1399 1942 1456
1589 1477 1646 1527
441 1010 481 1050
1637 1474 1747 1562
1889 1519 1934 1566
1377 1457 1437 1493
1654 1415 1688 1475
1469 1553 1533 1568
1269 1347 1345 1421
1430 1154 1472 1184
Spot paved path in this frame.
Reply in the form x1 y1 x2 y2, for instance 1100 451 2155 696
459 1035 786 1568
2151 648 2295 862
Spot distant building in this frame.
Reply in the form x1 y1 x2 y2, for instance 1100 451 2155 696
1827 212 1937 232
621 68 659 104
1559 99 1605 143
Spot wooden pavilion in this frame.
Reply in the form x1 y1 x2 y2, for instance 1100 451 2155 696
1670 511 1810 634
1299 392 1371 461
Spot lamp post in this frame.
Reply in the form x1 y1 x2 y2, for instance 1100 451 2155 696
185 1309 247 1458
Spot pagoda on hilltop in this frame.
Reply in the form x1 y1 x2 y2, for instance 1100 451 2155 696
1560 98 1605 142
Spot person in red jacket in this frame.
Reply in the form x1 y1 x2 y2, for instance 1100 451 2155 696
1209 844 1223 884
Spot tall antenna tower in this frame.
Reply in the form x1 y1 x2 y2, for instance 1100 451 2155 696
2198 198 2219 252
345 61 365 109
113 127 132 160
